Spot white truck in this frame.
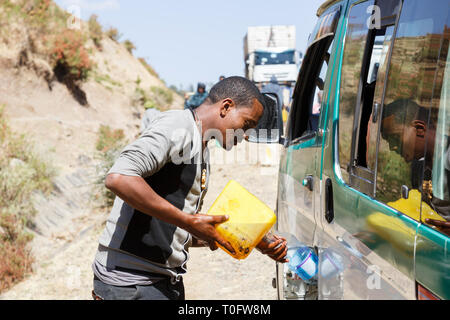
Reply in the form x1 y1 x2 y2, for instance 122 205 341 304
244 25 301 88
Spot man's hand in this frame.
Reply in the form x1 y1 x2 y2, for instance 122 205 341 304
256 233 288 263
183 214 236 255
425 219 450 236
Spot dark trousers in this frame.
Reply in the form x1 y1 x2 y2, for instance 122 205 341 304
93 276 185 300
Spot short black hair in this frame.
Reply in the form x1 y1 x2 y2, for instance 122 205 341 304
206 76 265 109
381 99 429 150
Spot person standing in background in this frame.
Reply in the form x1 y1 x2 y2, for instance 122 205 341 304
184 82 208 110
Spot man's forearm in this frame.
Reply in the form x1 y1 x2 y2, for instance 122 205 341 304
105 173 191 229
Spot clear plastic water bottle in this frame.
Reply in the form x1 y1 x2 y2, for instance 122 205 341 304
287 245 318 283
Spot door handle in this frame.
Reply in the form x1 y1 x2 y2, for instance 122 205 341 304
372 103 381 123
325 178 334 223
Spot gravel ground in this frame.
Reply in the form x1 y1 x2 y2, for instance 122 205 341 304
0 142 281 300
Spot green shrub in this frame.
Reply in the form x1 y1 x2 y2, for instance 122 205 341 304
93 72 123 88
132 86 149 107
1 0 69 34
132 85 174 111
105 27 121 42
95 125 125 152
21 0 52 25
150 86 174 106
0 215 34 293
135 76 142 86
144 100 156 110
123 39 136 54
88 14 103 49
138 57 159 78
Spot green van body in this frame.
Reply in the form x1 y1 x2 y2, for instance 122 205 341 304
274 0 450 300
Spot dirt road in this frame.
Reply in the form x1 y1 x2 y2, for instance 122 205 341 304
0 142 281 300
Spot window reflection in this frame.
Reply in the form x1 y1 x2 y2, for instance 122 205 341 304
338 0 374 182
374 0 449 228
366 27 394 170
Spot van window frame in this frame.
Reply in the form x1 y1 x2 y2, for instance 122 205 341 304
286 5 341 145
339 0 402 197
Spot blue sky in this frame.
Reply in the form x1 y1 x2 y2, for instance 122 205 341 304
55 0 325 90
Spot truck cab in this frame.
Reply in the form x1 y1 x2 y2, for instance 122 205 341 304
251 47 301 84
253 0 450 300
244 25 302 109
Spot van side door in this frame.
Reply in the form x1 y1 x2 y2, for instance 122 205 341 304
317 0 430 299
276 4 341 300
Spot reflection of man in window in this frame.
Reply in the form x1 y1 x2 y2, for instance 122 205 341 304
381 100 426 160
379 99 450 235
380 99 428 188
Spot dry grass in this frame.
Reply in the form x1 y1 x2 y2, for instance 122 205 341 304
92 125 126 208
0 105 55 293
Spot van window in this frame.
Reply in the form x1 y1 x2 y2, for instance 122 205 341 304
365 26 395 171
287 33 335 142
338 0 399 193
338 0 375 183
311 44 333 132
359 26 394 170
288 11 338 143
372 0 449 219
288 38 330 142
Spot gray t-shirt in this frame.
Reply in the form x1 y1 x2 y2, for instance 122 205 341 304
93 256 163 286
93 109 209 285
140 108 161 134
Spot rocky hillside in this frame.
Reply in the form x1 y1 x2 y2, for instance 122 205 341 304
0 0 182 169
0 0 183 291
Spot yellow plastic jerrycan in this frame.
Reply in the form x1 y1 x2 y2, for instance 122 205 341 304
207 180 277 260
